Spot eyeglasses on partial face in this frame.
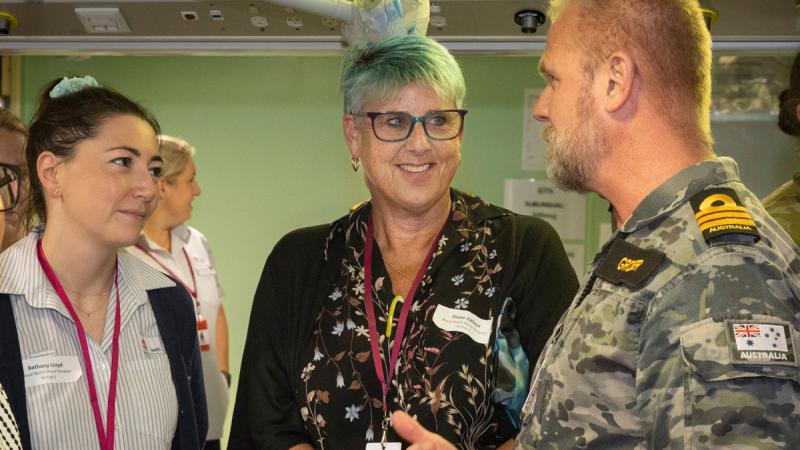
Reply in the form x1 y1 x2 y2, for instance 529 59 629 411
0 163 21 212
354 109 468 142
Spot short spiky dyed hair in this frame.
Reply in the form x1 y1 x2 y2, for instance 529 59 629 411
340 34 466 113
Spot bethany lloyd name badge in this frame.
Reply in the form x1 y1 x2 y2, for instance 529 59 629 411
726 321 797 365
23 355 82 387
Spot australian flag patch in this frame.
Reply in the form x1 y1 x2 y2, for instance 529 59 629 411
727 321 796 365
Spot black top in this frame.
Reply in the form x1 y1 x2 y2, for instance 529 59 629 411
229 191 578 450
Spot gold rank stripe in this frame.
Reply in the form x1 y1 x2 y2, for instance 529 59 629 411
694 205 749 220
696 210 753 227
698 217 757 231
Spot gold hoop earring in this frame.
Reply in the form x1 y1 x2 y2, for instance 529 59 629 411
351 156 360 172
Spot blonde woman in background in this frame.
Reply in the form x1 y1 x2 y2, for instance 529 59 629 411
128 135 229 450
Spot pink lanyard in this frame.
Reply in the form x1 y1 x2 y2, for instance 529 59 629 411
36 239 121 450
134 243 198 300
362 213 448 413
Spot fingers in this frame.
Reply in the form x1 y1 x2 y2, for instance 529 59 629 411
391 411 430 443
391 410 456 450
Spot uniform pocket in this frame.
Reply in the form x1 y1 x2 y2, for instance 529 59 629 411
679 317 800 448
681 317 799 383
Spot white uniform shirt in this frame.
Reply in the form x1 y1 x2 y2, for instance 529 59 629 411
0 230 179 450
127 225 228 440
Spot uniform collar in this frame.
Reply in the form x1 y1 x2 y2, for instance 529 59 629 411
620 157 742 233
0 228 176 312
134 225 191 254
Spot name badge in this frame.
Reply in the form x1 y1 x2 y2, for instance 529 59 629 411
366 443 402 450
140 335 165 354
191 255 216 275
432 305 492 345
23 355 82 387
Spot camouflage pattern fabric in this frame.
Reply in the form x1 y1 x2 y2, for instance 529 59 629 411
763 173 800 247
515 157 800 449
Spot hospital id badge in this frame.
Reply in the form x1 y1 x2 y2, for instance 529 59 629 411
365 443 402 450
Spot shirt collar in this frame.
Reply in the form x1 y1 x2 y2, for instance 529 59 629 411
620 156 742 233
324 189 512 261
0 229 176 311
134 225 190 253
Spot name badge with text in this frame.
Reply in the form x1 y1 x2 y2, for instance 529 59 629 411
23 355 82 388
432 305 493 345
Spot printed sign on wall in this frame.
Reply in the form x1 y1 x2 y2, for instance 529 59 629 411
504 178 587 241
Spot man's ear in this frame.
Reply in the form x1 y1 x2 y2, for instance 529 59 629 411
37 151 62 198
602 51 636 113
342 113 362 160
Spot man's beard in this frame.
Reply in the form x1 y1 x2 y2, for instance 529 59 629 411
541 92 609 193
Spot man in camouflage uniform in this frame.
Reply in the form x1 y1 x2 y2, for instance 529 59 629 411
763 175 800 246
763 53 800 247
392 0 800 448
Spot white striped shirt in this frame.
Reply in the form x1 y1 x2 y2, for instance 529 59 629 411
128 225 229 440
0 230 180 450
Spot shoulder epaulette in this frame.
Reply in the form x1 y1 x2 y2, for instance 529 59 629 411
690 187 760 245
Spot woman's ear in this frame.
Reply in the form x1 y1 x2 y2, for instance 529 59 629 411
342 113 362 160
157 177 168 197
37 151 62 198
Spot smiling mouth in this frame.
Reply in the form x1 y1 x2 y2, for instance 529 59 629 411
119 209 146 219
399 163 432 173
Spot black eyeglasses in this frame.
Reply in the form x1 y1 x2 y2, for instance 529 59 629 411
0 163 21 212
354 109 468 142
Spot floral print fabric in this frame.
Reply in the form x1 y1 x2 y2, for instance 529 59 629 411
297 191 529 449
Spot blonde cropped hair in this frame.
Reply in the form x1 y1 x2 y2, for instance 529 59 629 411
158 135 196 182
548 0 713 149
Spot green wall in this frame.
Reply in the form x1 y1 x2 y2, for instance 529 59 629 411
19 53 610 443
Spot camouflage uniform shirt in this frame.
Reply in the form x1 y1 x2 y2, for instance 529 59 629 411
763 173 800 247
515 157 800 449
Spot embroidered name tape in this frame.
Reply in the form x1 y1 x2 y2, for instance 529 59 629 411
596 238 665 289
690 187 761 243
726 321 796 365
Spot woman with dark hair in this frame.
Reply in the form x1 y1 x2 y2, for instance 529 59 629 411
763 53 800 245
0 76 207 450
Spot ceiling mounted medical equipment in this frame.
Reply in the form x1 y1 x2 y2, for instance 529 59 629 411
266 0 429 44
514 9 546 34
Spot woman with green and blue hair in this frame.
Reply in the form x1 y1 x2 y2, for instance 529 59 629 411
231 34 578 450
